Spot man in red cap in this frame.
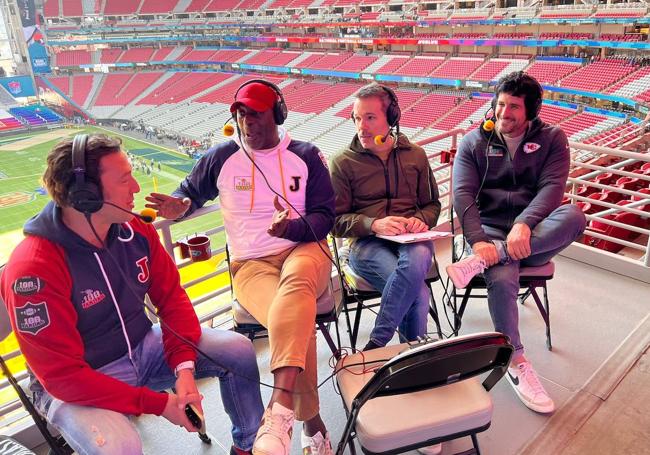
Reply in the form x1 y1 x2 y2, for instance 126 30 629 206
146 79 336 455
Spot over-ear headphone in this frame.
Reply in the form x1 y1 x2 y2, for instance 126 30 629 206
68 134 104 214
233 79 288 125
490 71 543 123
350 84 401 128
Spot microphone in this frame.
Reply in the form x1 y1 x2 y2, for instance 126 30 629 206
482 119 495 132
104 202 157 223
223 119 235 137
374 128 393 146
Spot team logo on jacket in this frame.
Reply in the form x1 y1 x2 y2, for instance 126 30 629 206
234 177 253 191
15 302 50 335
523 142 541 154
81 289 106 309
289 176 301 192
13 276 45 296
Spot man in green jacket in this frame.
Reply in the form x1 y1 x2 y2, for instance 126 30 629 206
329 83 441 352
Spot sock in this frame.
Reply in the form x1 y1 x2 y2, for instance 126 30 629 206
363 339 382 351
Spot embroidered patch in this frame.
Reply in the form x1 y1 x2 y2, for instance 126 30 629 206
234 176 253 191
15 302 50 335
318 151 329 170
81 289 107 309
487 145 504 157
13 276 45 296
523 142 541 154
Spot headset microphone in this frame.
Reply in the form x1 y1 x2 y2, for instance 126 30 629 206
482 118 495 132
222 119 235 137
374 128 392 146
103 201 157 223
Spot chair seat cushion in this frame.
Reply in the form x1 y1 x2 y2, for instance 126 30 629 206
232 284 335 325
520 261 555 279
336 344 493 453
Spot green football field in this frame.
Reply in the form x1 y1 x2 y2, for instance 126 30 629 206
0 126 225 264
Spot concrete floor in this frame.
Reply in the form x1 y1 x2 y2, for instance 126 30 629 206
33 242 650 454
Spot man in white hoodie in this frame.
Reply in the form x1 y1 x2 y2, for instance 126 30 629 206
146 80 336 455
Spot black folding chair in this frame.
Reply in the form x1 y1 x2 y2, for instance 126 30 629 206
331 240 443 351
336 332 513 454
449 210 555 350
226 246 343 358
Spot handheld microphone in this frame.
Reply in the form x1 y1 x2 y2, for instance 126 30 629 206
104 202 157 223
222 119 235 137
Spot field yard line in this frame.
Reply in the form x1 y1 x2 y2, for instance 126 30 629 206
93 125 191 158
0 173 43 181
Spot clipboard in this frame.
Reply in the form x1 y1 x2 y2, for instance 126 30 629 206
376 230 452 244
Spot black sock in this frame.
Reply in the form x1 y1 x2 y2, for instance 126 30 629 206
363 339 382 351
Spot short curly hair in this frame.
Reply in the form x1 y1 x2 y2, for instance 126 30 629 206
42 134 122 207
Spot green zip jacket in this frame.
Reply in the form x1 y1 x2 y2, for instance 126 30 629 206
330 132 441 239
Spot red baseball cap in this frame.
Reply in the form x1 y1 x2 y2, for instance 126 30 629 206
230 82 277 113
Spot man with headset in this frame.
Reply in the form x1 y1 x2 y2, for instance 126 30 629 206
146 80 336 455
449 72 586 414
0 134 264 454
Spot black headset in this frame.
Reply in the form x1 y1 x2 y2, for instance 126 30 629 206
490 71 543 121
233 79 288 125
68 133 104 214
351 84 401 128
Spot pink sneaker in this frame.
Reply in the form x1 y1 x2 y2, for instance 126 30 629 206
446 255 486 288
506 361 555 414
253 402 294 455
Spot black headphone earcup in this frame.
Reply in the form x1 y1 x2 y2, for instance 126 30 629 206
70 181 103 213
274 101 287 125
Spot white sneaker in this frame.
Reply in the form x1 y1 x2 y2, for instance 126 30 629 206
252 402 294 455
506 361 555 414
417 443 442 455
300 429 333 455
446 255 486 288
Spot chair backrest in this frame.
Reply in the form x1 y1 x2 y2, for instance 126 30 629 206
354 332 513 406
0 264 13 342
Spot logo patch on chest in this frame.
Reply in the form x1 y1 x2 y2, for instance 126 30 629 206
81 289 107 309
234 176 253 191
487 145 504 157
15 302 50 335
523 142 541 154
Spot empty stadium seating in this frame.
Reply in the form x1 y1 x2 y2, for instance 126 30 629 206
525 61 580 84
394 57 444 76
140 0 179 14
138 72 233 105
430 58 484 79
104 0 138 15
561 59 637 92
9 106 61 126
55 50 92 67
0 110 22 132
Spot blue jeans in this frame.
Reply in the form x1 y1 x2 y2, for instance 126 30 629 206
474 205 586 356
349 237 434 346
33 326 263 454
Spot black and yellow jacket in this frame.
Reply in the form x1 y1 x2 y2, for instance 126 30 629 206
330 132 441 239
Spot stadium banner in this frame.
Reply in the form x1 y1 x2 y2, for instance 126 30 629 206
301 69 362 79
544 99 578 110
376 74 462 87
238 64 291 74
584 107 627 119
16 0 51 73
36 76 90 120
0 76 36 98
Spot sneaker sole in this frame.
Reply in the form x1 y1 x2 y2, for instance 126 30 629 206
506 374 555 414
445 265 469 289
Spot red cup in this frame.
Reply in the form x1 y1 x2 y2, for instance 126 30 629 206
187 235 211 262
176 237 191 259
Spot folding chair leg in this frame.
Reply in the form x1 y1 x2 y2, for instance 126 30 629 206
350 300 364 351
529 283 552 351
471 433 482 455
317 321 340 359
427 283 443 338
454 286 472 335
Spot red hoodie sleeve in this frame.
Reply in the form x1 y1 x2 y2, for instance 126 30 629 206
1 237 168 416
134 221 201 370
